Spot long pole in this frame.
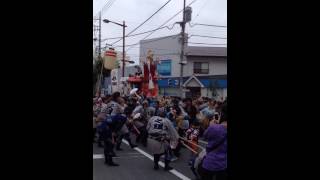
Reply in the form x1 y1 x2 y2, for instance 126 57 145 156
179 0 186 98
122 21 125 78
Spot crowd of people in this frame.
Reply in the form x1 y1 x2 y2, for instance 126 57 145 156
93 91 227 180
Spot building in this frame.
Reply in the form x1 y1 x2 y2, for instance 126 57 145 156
139 34 227 100
102 65 141 96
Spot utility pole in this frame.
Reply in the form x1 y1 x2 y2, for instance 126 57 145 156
98 12 102 58
96 12 103 97
122 21 125 78
179 0 186 98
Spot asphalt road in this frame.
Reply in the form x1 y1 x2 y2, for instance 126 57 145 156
93 135 208 180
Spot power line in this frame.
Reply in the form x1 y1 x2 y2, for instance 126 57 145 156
94 0 112 18
193 0 210 22
125 0 199 52
142 0 198 41
189 34 227 39
110 0 172 45
113 34 180 48
188 22 227 28
94 0 117 18
102 0 117 13
188 42 227 45
101 24 176 42
125 46 179 51
127 53 180 57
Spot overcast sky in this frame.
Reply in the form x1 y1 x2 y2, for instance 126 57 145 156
93 0 227 64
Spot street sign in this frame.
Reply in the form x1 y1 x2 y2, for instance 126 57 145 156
174 80 179 86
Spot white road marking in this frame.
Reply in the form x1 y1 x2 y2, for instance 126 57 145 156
93 154 145 159
122 140 191 180
93 154 104 159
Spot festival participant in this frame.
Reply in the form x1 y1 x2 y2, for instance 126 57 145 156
147 108 179 170
95 97 108 147
132 100 151 146
100 114 127 167
106 92 124 116
115 98 138 151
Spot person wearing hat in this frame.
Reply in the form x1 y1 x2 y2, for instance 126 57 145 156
147 107 179 170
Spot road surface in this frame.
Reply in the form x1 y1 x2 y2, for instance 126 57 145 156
93 137 208 180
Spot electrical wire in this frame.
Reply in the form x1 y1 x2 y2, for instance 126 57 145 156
102 0 117 13
127 53 180 57
125 0 199 52
110 0 172 45
188 42 227 45
124 46 179 51
193 0 210 22
188 22 227 28
94 0 112 18
94 0 117 18
111 34 180 48
101 24 176 42
189 34 227 39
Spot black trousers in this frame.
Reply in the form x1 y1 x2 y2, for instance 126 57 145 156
97 130 103 146
153 149 170 168
136 126 148 146
103 139 115 164
116 133 134 148
173 128 185 157
198 165 227 180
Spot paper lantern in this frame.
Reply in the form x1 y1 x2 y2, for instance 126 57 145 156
103 48 117 70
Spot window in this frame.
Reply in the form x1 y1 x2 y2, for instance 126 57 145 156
194 62 209 74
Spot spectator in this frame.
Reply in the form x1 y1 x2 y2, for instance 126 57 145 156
183 98 197 125
198 116 227 180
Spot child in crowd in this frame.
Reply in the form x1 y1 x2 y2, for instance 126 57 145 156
186 121 201 166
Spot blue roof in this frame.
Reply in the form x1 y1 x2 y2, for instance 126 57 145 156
199 79 227 88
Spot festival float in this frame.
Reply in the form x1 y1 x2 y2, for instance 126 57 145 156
127 50 159 98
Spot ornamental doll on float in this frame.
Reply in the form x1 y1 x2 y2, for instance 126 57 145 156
142 50 158 97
